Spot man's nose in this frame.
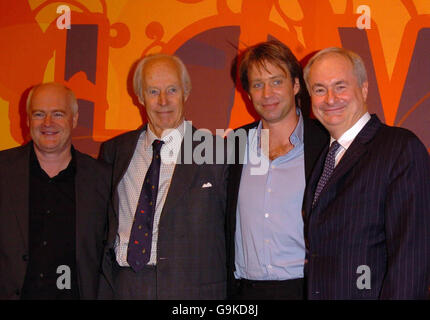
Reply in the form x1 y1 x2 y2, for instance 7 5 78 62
43 114 52 126
263 83 272 98
158 92 167 105
325 88 336 105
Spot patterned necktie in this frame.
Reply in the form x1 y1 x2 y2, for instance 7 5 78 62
127 139 164 272
312 141 340 208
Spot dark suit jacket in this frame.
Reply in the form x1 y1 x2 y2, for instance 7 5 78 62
304 114 430 299
98 125 228 299
226 117 329 297
0 143 111 299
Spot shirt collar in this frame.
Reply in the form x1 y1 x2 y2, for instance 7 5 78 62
143 120 187 164
330 112 371 150
144 120 186 149
254 108 304 151
30 141 76 178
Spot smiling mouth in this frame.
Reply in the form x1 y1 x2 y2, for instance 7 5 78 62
322 105 345 113
262 102 279 109
41 131 59 136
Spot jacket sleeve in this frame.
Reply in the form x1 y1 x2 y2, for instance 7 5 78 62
380 134 430 299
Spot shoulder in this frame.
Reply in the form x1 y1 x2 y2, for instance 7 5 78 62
359 121 429 178
0 144 30 164
99 128 144 160
101 128 143 147
303 117 330 146
374 122 425 148
303 117 328 134
75 149 111 174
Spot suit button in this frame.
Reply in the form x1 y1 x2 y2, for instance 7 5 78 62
15 289 20 296
22 254 29 261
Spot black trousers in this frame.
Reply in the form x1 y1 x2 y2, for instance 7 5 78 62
113 261 157 300
232 278 304 300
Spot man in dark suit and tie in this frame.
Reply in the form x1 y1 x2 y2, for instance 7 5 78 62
303 47 430 299
0 82 111 299
98 53 227 299
226 40 328 299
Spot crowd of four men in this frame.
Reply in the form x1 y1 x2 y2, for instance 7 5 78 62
0 40 429 300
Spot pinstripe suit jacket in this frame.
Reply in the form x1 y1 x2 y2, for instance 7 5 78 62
303 114 430 299
98 125 228 299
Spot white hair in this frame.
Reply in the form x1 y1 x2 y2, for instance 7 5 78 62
133 53 192 103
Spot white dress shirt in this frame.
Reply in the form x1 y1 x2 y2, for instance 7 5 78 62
115 121 187 266
332 112 371 167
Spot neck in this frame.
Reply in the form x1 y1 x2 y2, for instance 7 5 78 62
261 111 299 146
261 112 299 160
34 145 72 178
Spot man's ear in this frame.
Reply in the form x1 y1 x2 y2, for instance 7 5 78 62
361 81 369 102
293 77 300 96
73 112 79 129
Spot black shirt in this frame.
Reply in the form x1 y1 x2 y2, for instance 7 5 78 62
21 146 79 299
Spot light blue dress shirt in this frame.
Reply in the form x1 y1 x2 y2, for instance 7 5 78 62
234 110 306 280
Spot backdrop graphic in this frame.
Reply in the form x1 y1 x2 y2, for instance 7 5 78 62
1 0 429 157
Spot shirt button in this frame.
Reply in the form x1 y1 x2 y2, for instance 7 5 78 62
42 241 47 246
264 213 269 218
267 188 271 193
268 264 272 269
40 273 44 278
46 210 51 214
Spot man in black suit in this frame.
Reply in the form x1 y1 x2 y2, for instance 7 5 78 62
98 53 227 299
226 40 328 299
303 47 430 299
0 82 111 299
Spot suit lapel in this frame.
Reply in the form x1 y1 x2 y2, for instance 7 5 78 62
303 118 329 181
74 151 88 266
113 128 145 189
8 144 31 250
160 126 200 214
304 144 327 218
312 115 382 212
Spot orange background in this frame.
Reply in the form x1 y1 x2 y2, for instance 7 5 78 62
1 0 429 156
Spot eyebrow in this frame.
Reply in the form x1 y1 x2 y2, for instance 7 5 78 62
31 109 66 113
250 74 286 83
312 80 348 88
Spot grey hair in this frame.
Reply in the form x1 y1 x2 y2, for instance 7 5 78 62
304 47 368 89
133 53 192 104
26 82 79 115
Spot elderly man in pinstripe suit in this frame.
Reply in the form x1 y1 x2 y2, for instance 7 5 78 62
303 47 430 299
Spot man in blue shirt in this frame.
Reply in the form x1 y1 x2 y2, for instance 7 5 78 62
226 40 328 299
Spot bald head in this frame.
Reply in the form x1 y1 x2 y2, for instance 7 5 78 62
26 82 78 116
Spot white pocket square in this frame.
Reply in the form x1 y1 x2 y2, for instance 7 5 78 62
202 182 212 188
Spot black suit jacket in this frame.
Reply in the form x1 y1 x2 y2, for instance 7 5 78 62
226 117 329 297
303 115 430 299
98 124 228 299
0 143 111 299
